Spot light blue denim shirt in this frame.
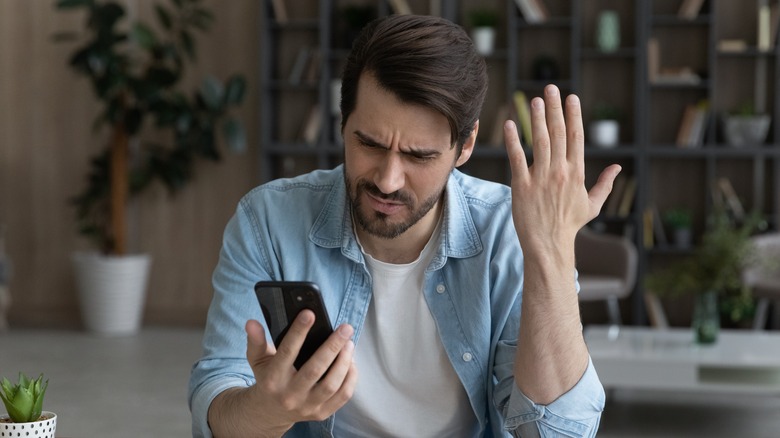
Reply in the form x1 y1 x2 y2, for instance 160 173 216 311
188 165 605 437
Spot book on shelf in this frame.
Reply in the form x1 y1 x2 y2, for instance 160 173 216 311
717 39 748 53
676 100 709 148
512 91 534 146
270 0 288 23
617 176 637 218
717 177 746 221
643 208 654 249
759 0 772 51
647 38 660 83
304 48 321 85
388 0 412 15
647 39 703 85
489 103 511 147
300 104 322 145
677 0 705 20
513 0 548 24
654 67 702 85
771 2 780 48
650 205 668 247
288 46 312 85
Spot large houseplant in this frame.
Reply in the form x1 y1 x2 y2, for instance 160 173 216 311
646 209 766 342
55 0 246 334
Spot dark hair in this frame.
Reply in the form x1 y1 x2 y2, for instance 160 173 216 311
340 14 488 149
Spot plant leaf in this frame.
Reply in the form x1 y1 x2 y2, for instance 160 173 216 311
224 75 246 106
154 5 173 30
223 117 246 153
131 23 157 49
200 76 223 111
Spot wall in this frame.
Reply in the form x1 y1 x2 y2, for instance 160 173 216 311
0 0 260 328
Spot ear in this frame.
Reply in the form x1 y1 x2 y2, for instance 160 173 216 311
455 120 478 167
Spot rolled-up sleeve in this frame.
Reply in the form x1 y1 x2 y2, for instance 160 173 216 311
503 357 605 437
189 366 254 438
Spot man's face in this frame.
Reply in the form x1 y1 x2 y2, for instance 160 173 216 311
343 74 474 240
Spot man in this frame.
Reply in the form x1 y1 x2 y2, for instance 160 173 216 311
189 14 618 437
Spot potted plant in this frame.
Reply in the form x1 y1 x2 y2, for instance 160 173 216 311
55 0 246 335
646 210 766 343
723 101 771 147
663 208 693 249
589 102 621 148
467 8 498 56
0 373 56 438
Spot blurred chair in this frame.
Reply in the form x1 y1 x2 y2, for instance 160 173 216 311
576 227 638 325
742 232 780 330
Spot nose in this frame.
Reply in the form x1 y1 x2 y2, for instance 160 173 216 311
374 152 405 195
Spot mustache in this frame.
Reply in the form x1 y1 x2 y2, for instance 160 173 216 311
358 180 413 205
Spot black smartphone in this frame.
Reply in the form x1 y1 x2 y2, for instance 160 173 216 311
254 281 334 370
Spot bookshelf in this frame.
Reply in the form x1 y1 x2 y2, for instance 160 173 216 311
259 0 780 326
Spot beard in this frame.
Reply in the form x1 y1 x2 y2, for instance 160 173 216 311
344 170 446 240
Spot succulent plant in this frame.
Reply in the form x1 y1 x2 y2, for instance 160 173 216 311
0 373 48 423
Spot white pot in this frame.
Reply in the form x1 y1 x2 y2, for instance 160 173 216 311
471 27 496 56
0 411 57 438
723 114 771 147
72 252 151 336
589 120 620 148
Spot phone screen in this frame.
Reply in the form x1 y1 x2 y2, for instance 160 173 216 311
254 281 334 369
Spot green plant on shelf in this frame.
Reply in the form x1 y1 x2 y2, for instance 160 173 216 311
591 102 622 121
467 8 499 28
663 208 693 230
646 209 767 325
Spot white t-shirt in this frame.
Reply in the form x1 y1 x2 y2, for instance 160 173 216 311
334 221 477 437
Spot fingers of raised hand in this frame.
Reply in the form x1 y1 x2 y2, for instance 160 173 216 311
504 120 529 183
564 94 585 169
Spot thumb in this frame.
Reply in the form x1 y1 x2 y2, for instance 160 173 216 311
589 164 622 216
246 319 275 368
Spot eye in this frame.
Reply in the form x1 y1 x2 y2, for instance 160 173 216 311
357 139 383 150
410 154 436 163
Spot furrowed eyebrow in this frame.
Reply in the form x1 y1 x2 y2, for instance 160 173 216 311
353 130 442 158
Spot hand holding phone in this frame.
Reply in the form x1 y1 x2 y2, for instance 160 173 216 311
254 281 334 370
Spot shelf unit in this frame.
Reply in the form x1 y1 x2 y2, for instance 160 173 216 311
259 0 780 325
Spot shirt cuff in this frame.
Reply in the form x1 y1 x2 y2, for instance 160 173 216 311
504 356 605 435
190 376 253 438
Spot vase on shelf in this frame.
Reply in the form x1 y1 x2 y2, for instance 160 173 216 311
596 10 620 52
692 291 719 345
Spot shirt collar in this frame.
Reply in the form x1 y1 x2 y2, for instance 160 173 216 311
309 166 483 264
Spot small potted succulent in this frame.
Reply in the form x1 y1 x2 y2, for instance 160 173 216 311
723 101 771 147
0 373 56 438
664 208 693 248
467 8 499 56
589 102 622 148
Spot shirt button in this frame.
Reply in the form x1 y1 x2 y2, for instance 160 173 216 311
436 284 446 294
462 352 473 362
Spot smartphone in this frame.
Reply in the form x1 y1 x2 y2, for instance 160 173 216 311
254 281 334 370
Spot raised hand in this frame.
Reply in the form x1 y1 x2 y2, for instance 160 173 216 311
504 84 621 254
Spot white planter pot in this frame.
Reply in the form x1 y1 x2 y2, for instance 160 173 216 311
723 114 771 147
0 411 57 438
72 252 151 336
589 120 620 148
471 27 496 56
